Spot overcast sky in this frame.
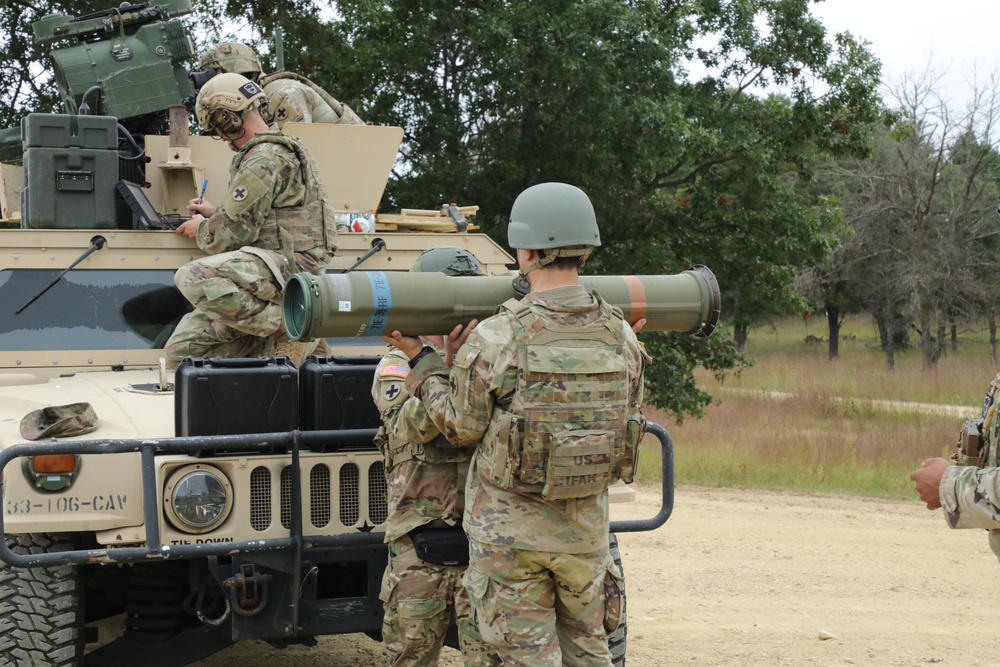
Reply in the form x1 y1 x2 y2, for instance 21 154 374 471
810 0 1000 104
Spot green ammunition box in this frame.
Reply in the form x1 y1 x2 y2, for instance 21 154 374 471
20 113 119 229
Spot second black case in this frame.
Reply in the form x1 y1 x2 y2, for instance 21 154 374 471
299 354 382 451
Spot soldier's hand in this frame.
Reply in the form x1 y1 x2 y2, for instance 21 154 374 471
383 331 423 359
631 318 647 334
910 457 951 510
175 216 202 239
187 198 215 218
444 320 477 367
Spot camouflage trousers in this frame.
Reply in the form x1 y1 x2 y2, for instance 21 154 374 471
380 537 499 667
163 249 287 367
464 539 623 667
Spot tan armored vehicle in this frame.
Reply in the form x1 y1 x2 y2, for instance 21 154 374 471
0 2 681 665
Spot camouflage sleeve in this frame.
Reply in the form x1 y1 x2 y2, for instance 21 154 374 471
269 88 310 127
939 464 1000 529
196 144 295 254
406 318 518 446
372 349 440 447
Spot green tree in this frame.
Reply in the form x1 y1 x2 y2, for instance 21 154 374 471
814 66 1000 371
873 73 1000 369
317 0 885 416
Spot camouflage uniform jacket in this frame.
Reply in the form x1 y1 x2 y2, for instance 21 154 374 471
194 130 337 276
940 371 1000 559
373 346 470 543
406 285 646 554
260 72 365 128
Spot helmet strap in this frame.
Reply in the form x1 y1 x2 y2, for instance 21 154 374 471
518 246 592 277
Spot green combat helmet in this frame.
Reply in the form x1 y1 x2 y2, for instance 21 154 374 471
506 182 600 274
195 72 267 140
409 246 486 276
197 42 263 81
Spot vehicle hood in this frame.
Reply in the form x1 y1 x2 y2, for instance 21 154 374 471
0 368 175 447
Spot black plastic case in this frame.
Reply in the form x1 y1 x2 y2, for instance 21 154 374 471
299 355 382 451
174 356 298 440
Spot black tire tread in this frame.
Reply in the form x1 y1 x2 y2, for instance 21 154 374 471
0 533 84 666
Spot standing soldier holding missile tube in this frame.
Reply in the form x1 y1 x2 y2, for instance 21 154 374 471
372 247 499 667
383 183 650 667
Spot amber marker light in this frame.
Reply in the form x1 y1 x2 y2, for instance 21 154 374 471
24 454 80 491
32 454 77 474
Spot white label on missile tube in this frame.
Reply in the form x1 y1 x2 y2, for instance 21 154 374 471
339 301 352 312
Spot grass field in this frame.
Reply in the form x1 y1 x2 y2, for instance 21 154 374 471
635 315 1000 499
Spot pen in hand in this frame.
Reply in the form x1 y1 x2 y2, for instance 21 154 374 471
197 179 208 205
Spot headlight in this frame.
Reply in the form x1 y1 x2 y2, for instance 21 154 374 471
164 466 232 533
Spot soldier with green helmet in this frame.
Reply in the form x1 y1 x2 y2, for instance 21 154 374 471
372 247 498 667
384 183 650 666
196 42 365 128
164 72 338 367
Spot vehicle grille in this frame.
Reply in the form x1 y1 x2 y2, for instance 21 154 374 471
249 460 387 533
340 463 359 526
311 464 331 528
249 466 271 531
368 461 388 525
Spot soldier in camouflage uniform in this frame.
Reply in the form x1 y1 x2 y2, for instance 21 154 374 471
197 43 365 128
384 183 649 667
373 247 498 667
912 371 1000 561
164 72 337 367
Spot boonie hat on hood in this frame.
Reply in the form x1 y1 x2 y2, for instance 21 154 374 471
19 402 99 441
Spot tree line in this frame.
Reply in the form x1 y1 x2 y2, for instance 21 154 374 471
10 0 981 417
801 69 1000 369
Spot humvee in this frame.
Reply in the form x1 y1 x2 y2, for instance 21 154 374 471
0 1 676 665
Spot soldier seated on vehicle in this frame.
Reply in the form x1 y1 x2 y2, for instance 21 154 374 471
196 42 365 128
163 72 337 368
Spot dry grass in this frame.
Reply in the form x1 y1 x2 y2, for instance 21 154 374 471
635 315 997 499
733 316 995 405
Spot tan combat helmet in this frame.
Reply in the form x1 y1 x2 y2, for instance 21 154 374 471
195 72 267 140
197 42 263 81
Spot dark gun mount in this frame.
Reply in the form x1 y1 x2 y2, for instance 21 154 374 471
0 0 196 165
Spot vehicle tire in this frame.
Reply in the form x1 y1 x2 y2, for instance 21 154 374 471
0 533 84 666
609 532 627 667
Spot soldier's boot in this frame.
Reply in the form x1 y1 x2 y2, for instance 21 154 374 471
273 323 310 367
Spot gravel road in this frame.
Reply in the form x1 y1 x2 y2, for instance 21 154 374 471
179 484 1000 666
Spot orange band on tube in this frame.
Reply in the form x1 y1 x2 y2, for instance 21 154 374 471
622 276 648 324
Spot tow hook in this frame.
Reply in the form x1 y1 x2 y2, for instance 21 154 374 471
223 564 270 617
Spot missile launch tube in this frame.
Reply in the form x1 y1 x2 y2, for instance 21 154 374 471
283 265 720 341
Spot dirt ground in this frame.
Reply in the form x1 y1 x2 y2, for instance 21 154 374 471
188 484 1000 667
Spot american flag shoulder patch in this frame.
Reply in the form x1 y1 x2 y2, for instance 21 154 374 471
380 364 409 379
